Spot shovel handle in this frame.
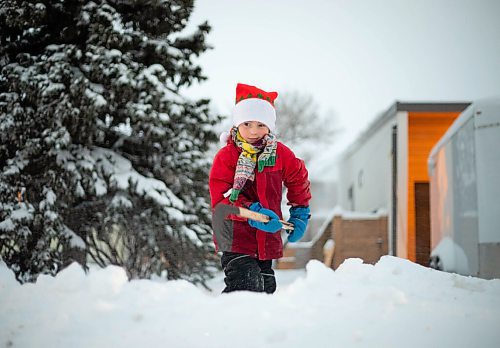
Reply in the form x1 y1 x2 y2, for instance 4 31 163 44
237 207 294 231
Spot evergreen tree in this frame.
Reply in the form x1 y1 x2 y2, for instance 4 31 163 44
0 0 219 285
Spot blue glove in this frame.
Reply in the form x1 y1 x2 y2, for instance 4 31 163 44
247 202 283 233
287 206 310 242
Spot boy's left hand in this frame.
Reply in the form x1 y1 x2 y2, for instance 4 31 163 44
287 206 311 242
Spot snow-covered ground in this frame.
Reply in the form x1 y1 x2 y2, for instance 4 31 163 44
1 257 499 348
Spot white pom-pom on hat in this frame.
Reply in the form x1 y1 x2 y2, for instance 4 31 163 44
219 131 230 146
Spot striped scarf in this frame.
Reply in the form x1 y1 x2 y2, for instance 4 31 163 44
229 127 277 203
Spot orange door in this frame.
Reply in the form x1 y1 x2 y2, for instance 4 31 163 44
407 112 460 262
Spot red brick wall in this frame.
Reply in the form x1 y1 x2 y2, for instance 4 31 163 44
277 215 388 270
332 215 388 269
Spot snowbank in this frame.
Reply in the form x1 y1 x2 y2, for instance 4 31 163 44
1 257 499 347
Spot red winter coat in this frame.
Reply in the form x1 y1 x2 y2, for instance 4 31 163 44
209 138 311 260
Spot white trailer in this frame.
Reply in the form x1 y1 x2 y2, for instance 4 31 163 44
428 97 500 279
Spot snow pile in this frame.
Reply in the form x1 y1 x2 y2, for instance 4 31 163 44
1 257 499 348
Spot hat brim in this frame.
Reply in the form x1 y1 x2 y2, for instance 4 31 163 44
232 98 276 131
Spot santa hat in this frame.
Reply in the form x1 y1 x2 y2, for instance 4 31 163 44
232 83 278 131
220 83 278 145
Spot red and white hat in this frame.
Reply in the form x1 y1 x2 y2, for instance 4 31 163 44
232 83 278 131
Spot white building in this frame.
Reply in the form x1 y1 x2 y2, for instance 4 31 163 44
338 101 469 264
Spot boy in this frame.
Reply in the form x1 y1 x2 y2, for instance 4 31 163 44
209 83 311 294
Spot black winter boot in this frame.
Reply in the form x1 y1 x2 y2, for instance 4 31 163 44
258 259 276 294
221 252 264 293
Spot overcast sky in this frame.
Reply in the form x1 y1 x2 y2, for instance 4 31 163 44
185 0 500 148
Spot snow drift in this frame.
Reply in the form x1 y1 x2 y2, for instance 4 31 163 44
1 256 499 347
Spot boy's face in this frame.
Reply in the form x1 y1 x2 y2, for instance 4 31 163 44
238 121 269 144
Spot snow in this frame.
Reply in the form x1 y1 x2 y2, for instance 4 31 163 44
0 218 15 232
63 226 86 249
1 256 499 348
3 159 28 175
90 147 184 209
75 181 85 197
111 17 133 35
180 226 203 247
323 238 335 251
335 206 388 220
9 205 34 222
431 237 469 273
110 194 133 209
39 188 57 210
84 88 107 108
41 83 65 98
